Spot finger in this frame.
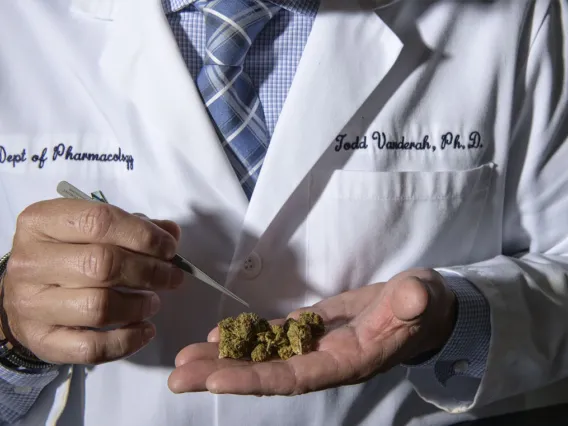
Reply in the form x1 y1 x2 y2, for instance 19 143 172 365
207 328 219 343
18 199 177 259
196 350 343 396
10 242 184 290
18 287 161 328
205 361 297 395
289 285 380 325
175 342 219 367
169 358 250 393
212 350 348 395
31 321 156 365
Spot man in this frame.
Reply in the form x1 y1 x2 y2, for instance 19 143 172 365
0 0 566 424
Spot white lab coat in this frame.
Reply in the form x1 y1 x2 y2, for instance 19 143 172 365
0 0 567 425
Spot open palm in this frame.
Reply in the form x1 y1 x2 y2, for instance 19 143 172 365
168 270 455 396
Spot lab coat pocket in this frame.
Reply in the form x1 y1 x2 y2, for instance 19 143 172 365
305 164 496 298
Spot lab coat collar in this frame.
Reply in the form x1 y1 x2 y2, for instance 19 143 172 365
70 0 319 18
161 0 320 15
269 0 320 16
98 0 250 215
78 0 405 240
241 0 404 248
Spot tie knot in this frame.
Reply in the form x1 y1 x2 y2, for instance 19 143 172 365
195 0 280 66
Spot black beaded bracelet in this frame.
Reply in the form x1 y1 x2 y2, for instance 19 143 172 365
0 252 9 277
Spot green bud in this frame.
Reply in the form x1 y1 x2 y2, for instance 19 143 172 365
298 312 325 337
287 322 312 355
278 345 295 360
219 336 249 359
217 312 325 361
251 343 271 362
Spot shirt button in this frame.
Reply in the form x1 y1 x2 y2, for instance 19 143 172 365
240 252 262 279
452 360 469 374
14 386 32 395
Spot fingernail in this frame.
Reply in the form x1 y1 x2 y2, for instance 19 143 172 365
150 294 161 315
175 356 187 368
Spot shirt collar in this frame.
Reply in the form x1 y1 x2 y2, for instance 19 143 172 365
162 0 319 16
269 0 319 16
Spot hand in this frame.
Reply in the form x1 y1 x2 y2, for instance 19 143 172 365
1 199 184 365
168 269 456 396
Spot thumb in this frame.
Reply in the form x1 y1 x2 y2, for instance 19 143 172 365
386 271 456 355
389 277 430 322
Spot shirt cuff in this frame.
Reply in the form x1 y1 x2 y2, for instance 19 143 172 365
0 363 59 423
404 274 491 385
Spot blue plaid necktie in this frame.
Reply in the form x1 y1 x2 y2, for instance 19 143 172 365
194 0 281 199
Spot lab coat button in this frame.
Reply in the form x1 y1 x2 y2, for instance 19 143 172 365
452 360 469 374
241 252 262 279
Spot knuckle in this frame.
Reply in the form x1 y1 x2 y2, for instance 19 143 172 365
15 203 41 232
77 339 105 365
136 225 165 256
3 301 27 339
77 204 114 240
82 245 120 283
4 251 29 279
114 332 129 359
27 333 50 363
146 260 164 287
3 283 34 321
18 324 43 352
81 290 111 327
10 294 34 317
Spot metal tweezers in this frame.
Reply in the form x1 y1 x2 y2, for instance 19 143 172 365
56 181 249 307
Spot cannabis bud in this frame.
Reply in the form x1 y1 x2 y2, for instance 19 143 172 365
218 312 325 362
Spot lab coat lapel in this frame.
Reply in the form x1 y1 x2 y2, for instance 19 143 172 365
243 0 403 238
96 0 248 214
